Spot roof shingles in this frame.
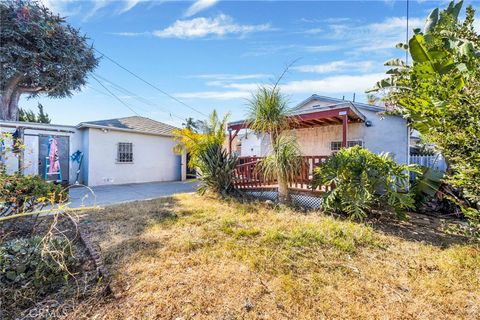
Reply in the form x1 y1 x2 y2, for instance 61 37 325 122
78 116 178 137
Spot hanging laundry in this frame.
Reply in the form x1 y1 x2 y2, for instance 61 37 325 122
48 137 61 174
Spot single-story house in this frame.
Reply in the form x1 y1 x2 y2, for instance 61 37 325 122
228 95 409 164
0 116 186 186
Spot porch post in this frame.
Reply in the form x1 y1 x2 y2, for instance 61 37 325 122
340 112 348 148
228 129 233 155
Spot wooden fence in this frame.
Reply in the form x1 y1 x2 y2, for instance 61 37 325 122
233 155 332 193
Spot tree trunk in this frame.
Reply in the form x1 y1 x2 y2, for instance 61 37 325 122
1 75 24 121
0 97 9 120
7 90 21 121
0 91 21 121
278 177 290 204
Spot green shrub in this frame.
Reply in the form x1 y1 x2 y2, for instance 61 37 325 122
0 236 77 292
0 173 65 217
312 146 415 220
196 142 237 197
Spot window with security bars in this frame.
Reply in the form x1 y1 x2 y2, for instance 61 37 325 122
331 140 363 151
117 142 133 163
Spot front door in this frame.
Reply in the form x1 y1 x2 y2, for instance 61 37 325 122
38 135 70 183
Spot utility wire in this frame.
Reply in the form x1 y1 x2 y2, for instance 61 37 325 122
92 73 186 121
90 74 141 116
85 83 112 98
94 48 208 117
94 73 156 106
86 83 148 113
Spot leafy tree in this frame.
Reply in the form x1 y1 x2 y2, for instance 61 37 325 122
0 0 98 121
247 83 301 204
368 1 480 223
19 103 51 123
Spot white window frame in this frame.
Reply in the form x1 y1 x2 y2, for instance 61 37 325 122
331 140 364 151
117 142 133 163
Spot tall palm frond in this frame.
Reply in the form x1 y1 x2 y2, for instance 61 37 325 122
247 86 291 138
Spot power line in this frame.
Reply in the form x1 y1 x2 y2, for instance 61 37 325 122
94 48 208 117
90 74 141 116
92 73 186 121
86 83 148 113
94 73 155 107
85 83 112 98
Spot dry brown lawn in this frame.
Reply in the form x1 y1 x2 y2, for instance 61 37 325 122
69 194 480 319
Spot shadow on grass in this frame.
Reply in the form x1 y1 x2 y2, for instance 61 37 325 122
80 197 181 270
366 211 470 248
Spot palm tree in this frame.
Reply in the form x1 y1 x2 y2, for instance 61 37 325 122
182 117 199 132
247 84 301 204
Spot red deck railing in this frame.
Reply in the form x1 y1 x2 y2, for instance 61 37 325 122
233 155 332 193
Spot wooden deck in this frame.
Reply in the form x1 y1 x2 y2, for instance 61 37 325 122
233 156 333 194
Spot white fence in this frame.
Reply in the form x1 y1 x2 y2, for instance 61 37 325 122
410 154 447 172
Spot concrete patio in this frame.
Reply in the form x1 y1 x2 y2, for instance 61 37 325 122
69 180 198 208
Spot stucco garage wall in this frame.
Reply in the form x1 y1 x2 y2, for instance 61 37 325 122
84 128 182 186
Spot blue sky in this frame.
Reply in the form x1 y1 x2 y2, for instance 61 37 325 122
23 0 478 126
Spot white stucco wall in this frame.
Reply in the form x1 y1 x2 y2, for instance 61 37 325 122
239 132 262 156
1 121 185 186
291 110 408 164
81 129 90 185
83 128 184 186
236 103 409 165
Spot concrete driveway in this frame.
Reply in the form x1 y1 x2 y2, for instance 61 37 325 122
69 180 198 208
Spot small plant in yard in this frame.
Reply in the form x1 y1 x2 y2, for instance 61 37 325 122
312 146 415 220
196 142 237 196
173 110 237 197
0 173 65 218
0 236 77 290
0 234 81 318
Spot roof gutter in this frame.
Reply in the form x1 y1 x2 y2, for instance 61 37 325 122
0 122 76 134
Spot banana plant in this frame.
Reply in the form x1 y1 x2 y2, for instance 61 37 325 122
367 1 474 94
